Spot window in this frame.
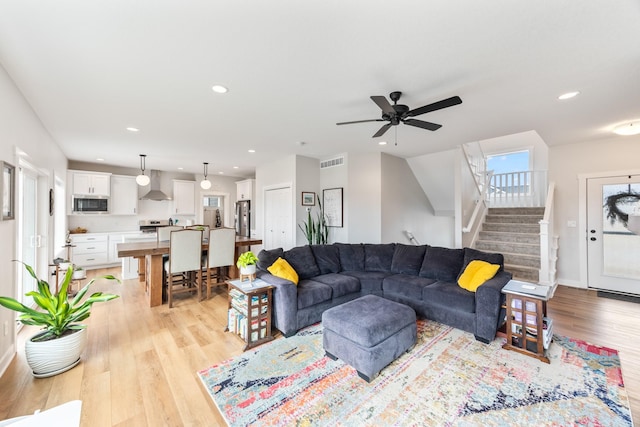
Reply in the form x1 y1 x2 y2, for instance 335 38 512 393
486 150 530 174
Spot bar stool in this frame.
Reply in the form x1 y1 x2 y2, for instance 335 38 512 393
165 229 203 308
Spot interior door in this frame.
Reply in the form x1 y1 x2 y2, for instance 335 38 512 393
18 167 39 305
587 174 640 294
264 187 293 250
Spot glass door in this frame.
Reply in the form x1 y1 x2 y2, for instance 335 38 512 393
587 175 640 294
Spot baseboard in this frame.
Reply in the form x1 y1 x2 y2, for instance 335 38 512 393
0 345 16 378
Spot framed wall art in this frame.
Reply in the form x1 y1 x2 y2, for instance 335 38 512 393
323 187 343 227
301 191 315 206
1 161 15 221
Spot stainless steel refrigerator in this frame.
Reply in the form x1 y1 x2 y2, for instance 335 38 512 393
235 200 251 237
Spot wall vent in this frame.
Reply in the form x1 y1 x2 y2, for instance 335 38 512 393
320 156 344 169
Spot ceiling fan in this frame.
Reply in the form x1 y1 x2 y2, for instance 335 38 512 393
336 91 462 138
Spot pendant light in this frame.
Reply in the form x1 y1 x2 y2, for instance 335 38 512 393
136 154 151 186
201 162 212 189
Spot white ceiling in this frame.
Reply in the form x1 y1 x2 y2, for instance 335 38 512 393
1 1 639 178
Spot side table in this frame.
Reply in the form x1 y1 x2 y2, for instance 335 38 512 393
225 278 274 350
502 280 553 363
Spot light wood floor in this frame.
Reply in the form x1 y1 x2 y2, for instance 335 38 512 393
0 268 638 426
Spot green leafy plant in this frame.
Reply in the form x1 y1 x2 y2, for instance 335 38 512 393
299 198 329 245
0 262 120 342
236 251 258 268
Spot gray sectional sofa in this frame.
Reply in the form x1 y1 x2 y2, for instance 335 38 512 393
256 243 512 343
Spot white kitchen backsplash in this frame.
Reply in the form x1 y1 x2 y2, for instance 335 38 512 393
68 198 196 233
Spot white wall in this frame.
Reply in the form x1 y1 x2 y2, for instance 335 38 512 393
550 134 640 286
348 152 381 243
381 153 454 246
320 153 348 243
407 150 456 216
295 156 320 246
0 64 67 375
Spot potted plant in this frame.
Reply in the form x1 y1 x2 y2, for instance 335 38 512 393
236 251 259 276
298 198 329 245
0 262 119 378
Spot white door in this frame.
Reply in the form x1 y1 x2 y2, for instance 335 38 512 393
264 187 293 250
587 174 640 294
18 167 40 305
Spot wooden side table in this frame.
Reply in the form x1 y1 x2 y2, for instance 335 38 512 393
502 280 553 364
225 278 274 350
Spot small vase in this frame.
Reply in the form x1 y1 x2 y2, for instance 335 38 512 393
25 328 87 378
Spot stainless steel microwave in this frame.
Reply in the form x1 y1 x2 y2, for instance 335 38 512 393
72 196 109 213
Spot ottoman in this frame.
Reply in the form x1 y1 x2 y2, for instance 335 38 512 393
322 294 417 382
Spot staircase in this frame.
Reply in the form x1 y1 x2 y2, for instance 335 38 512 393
475 207 544 282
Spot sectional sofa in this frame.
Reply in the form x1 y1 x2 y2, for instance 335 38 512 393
256 243 512 343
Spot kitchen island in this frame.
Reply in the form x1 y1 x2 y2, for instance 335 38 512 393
117 235 263 307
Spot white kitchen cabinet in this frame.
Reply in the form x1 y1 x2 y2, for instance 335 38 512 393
71 171 111 196
236 179 254 201
110 175 138 215
107 232 140 263
70 233 109 269
173 180 195 215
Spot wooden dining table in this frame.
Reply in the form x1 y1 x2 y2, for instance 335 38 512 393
117 235 263 307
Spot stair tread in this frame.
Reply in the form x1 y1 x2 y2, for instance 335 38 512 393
477 249 541 259
476 240 539 247
504 263 539 271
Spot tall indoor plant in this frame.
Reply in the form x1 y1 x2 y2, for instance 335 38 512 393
299 198 329 245
0 262 119 377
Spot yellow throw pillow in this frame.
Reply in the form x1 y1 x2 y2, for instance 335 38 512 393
268 257 299 285
457 260 500 292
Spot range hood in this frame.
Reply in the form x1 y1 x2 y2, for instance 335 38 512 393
140 170 172 201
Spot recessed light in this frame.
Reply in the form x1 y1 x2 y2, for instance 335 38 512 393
177 167 184 170
211 85 228 94
218 171 224 174
248 149 256 153
126 127 140 132
233 166 239 169
96 158 105 161
558 91 579 100
613 121 640 136
378 141 387 146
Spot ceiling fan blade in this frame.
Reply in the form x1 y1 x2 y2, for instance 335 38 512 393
406 96 462 117
336 119 384 125
403 118 442 131
372 123 392 138
370 96 395 115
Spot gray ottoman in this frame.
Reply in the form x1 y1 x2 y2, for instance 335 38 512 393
322 294 417 382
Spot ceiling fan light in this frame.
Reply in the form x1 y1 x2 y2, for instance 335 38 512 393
136 174 150 186
613 121 640 136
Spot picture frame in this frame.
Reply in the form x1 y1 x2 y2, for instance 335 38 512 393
1 161 15 221
323 187 343 227
301 191 316 206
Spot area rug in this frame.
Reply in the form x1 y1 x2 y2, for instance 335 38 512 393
198 320 632 426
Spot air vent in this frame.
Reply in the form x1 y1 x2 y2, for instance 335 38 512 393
320 157 344 169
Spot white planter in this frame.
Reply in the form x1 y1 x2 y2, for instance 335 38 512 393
25 328 87 378
240 264 256 276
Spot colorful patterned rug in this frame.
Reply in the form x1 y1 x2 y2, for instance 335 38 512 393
198 320 632 426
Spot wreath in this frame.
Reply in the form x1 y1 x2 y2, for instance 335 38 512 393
604 191 640 227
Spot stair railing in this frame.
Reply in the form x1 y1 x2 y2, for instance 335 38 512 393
538 181 557 287
460 143 490 247
487 171 547 207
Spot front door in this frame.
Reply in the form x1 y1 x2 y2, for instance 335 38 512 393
587 174 640 294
